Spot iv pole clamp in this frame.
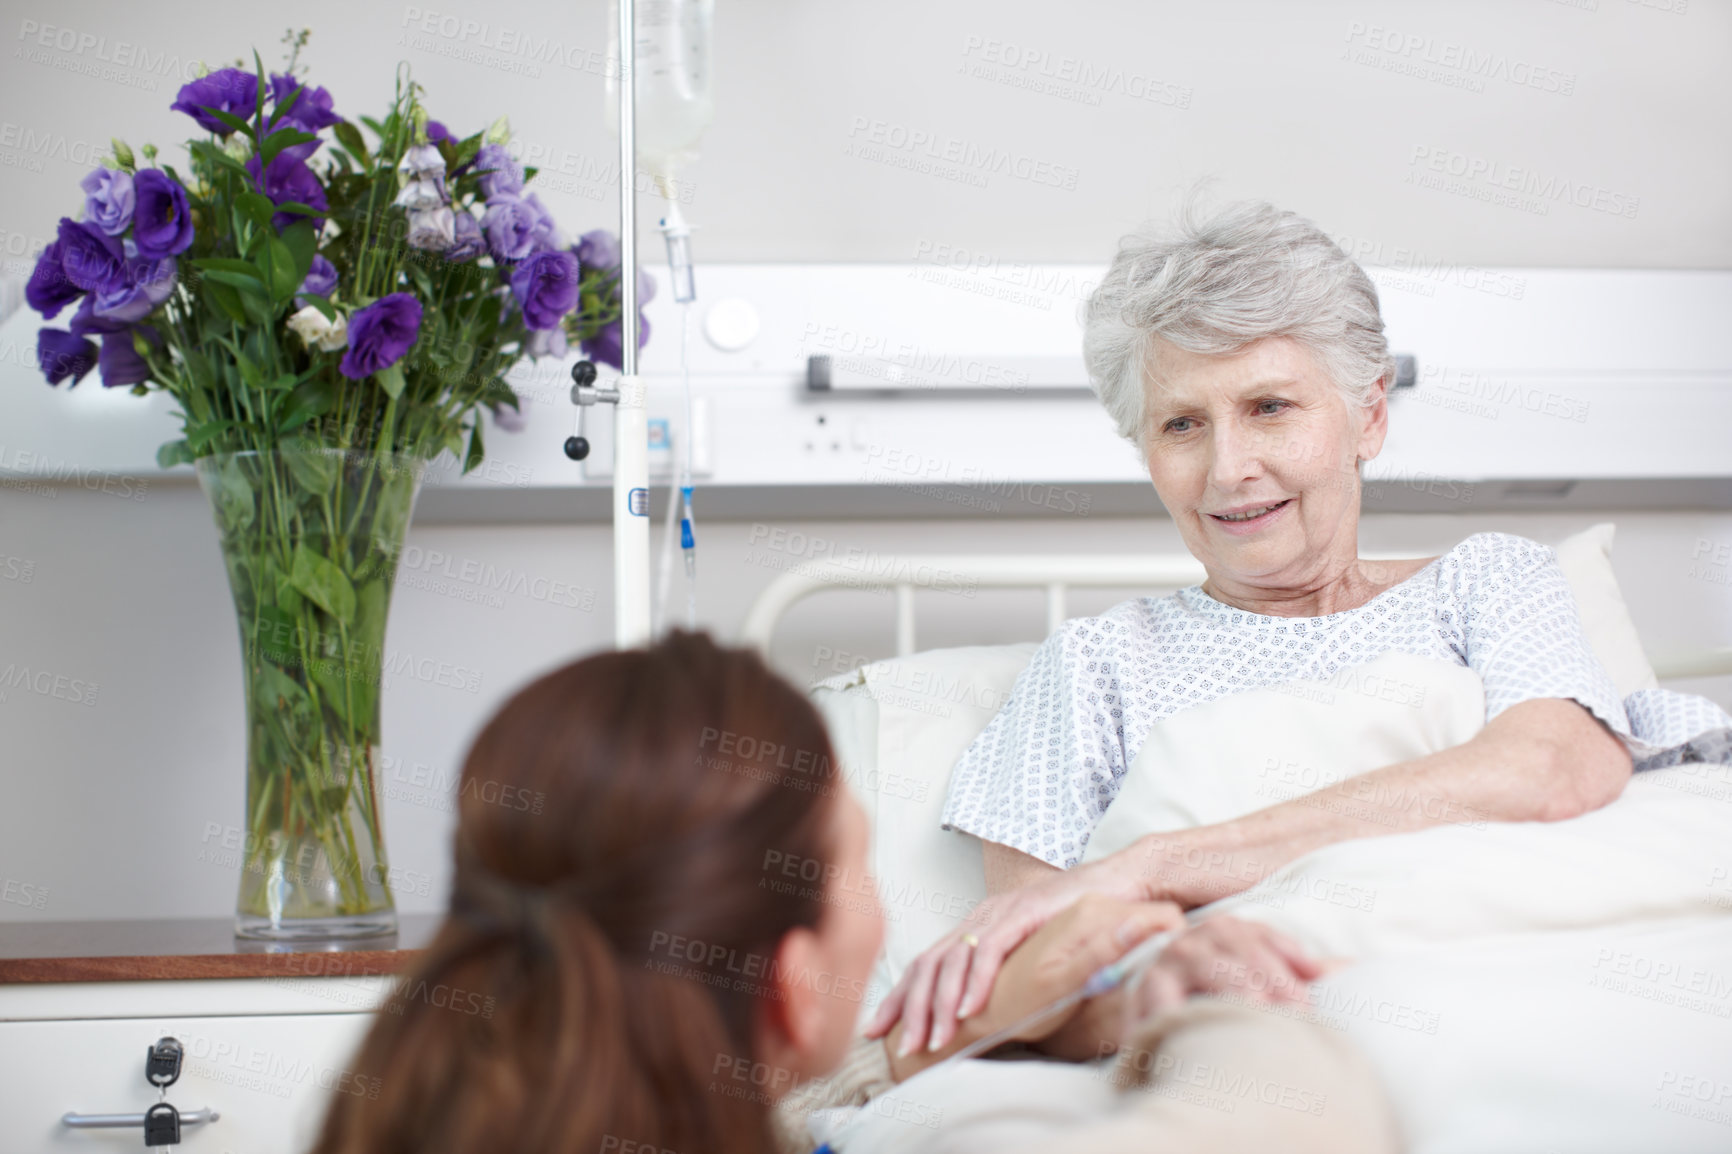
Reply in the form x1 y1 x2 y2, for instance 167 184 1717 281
562 360 613 462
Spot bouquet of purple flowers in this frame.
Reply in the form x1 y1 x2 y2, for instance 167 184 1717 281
25 53 650 470
18 46 656 936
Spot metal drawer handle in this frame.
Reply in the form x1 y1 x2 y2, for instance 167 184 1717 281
62 1107 220 1128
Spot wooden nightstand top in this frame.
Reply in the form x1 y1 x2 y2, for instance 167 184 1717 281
0 915 445 983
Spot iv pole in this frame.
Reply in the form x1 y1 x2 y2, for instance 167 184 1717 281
566 0 652 648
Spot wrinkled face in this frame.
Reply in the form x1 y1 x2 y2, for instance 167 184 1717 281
1141 337 1386 593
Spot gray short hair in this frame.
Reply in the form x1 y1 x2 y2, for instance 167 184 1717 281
1082 200 1395 448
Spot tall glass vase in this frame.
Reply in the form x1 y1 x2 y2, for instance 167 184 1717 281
196 448 427 939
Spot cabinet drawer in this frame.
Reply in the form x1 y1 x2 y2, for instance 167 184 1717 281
2 1012 376 1153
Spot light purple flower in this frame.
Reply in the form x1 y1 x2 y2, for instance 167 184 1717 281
445 211 485 262
266 73 341 133
407 206 456 252
582 311 651 373
522 192 563 254
340 293 422 380
37 328 98 386
400 144 445 182
474 143 522 199
523 327 567 360
393 178 444 212
510 249 579 330
131 171 195 260
575 229 620 273
25 240 81 319
481 195 540 263
91 255 177 324
80 169 135 236
488 399 529 432
298 254 337 306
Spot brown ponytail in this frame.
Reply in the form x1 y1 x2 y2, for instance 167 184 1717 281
310 631 841 1154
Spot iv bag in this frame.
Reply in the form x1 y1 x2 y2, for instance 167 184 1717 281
605 0 715 186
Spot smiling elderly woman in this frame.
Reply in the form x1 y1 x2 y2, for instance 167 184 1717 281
866 200 1732 1056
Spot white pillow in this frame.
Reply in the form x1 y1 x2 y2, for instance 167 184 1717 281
1552 522 1659 696
812 645 1034 996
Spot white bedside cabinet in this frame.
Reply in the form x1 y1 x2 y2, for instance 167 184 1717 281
0 917 440 1154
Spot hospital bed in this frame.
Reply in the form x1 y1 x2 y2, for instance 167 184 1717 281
739 527 1732 1153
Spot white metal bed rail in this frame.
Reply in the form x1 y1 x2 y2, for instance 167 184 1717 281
737 552 1732 681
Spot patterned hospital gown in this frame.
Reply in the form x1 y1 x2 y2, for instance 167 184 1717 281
940 532 1732 869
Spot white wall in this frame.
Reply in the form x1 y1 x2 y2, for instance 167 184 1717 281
1 0 1728 923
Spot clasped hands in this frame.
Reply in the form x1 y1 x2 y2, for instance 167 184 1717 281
874 889 1325 1083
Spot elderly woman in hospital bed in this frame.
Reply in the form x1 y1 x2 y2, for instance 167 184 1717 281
865 199 1732 1058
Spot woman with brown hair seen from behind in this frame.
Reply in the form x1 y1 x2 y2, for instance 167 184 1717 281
310 631 1399 1154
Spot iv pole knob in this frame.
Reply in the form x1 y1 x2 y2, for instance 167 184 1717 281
564 435 590 461
571 360 598 387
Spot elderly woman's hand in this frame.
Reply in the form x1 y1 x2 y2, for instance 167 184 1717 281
867 851 1162 1055
883 894 1181 1080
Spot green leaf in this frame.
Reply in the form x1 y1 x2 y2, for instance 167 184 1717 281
205 108 257 139
279 377 336 433
201 269 273 295
193 257 268 282
250 604 301 667
211 456 255 533
273 571 305 615
264 237 300 301
272 200 326 221
190 139 251 179
296 292 337 322
259 126 318 167
376 363 406 399
289 545 357 623
203 278 248 323
187 418 242 454
280 440 337 495
333 120 369 165
279 221 317 288
156 439 195 469
235 192 276 234
462 419 484 474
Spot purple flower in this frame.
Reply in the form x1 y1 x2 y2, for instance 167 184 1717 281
298 254 337 306
171 68 258 135
574 229 620 273
510 249 579 330
244 153 329 231
425 120 451 144
340 293 422 380
98 326 161 388
132 171 195 259
522 192 562 254
581 311 651 373
445 211 484 262
37 329 98 386
68 297 131 339
266 73 341 133
25 241 81 319
474 144 522 199
55 218 126 292
481 195 541 262
91 255 177 324
80 168 135 236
